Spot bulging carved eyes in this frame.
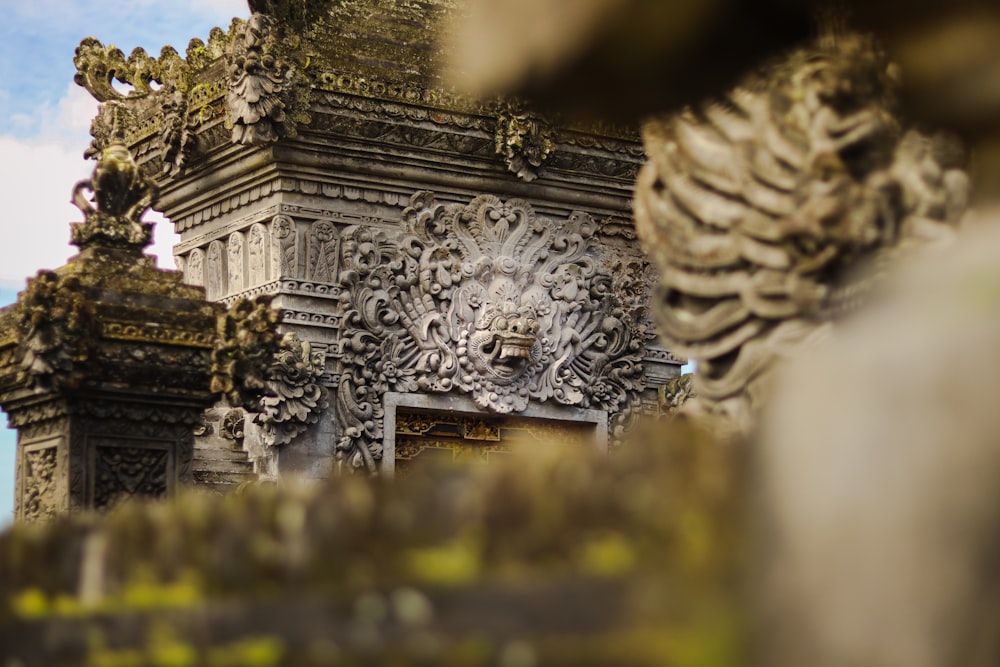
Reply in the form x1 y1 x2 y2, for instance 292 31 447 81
494 317 508 331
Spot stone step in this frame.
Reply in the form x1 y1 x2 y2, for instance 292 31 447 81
192 469 257 491
193 445 252 462
193 458 255 475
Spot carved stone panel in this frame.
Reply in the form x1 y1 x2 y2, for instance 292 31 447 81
335 191 646 473
247 223 268 287
20 444 59 522
185 248 206 287
306 220 339 283
394 410 593 478
91 438 172 509
271 215 297 279
227 231 245 295
206 240 227 300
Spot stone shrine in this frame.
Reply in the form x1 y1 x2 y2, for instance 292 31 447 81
72 0 682 486
0 146 228 520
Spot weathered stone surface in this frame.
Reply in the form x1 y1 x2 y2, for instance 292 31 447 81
0 423 743 666
73 0 681 480
0 146 283 519
633 35 969 434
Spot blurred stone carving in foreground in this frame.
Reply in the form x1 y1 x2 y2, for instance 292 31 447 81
758 217 1000 667
634 35 968 434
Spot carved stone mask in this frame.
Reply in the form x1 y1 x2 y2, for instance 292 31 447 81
467 302 541 384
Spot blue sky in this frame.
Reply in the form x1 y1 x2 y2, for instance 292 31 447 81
0 0 248 526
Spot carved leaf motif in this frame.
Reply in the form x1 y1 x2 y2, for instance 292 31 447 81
307 221 340 282
254 333 329 447
206 240 227 300
248 223 268 286
270 215 298 278
228 232 245 294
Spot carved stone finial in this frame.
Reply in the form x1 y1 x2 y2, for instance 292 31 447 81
495 99 556 181
633 35 969 433
70 143 157 251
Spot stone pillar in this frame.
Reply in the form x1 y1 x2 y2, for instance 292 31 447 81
0 145 224 519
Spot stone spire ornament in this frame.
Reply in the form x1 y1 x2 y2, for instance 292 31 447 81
70 142 157 251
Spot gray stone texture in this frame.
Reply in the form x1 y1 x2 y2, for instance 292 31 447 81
72 0 683 482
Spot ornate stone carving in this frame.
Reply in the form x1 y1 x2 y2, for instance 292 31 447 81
17 272 97 391
73 38 189 103
271 215 298 278
22 447 58 522
210 296 283 411
221 409 246 440
227 231 245 294
226 13 309 145
659 375 696 417
93 444 169 509
74 39 197 167
248 223 268 286
70 143 157 251
307 220 340 282
159 87 197 176
494 99 556 182
633 36 969 432
254 333 328 447
335 191 646 472
193 414 212 437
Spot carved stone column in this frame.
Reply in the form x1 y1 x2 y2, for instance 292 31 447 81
0 145 224 520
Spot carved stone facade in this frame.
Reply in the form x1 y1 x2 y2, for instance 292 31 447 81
73 0 683 481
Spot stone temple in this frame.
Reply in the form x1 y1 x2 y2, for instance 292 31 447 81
3 0 683 516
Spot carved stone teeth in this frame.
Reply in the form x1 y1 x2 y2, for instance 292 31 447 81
499 344 531 360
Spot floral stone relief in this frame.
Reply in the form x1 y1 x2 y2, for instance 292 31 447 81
335 191 648 472
254 333 328 448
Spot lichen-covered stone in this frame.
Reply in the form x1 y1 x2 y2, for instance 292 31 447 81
0 422 744 666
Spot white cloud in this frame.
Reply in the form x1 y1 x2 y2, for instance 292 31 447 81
187 0 248 23
0 82 179 288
